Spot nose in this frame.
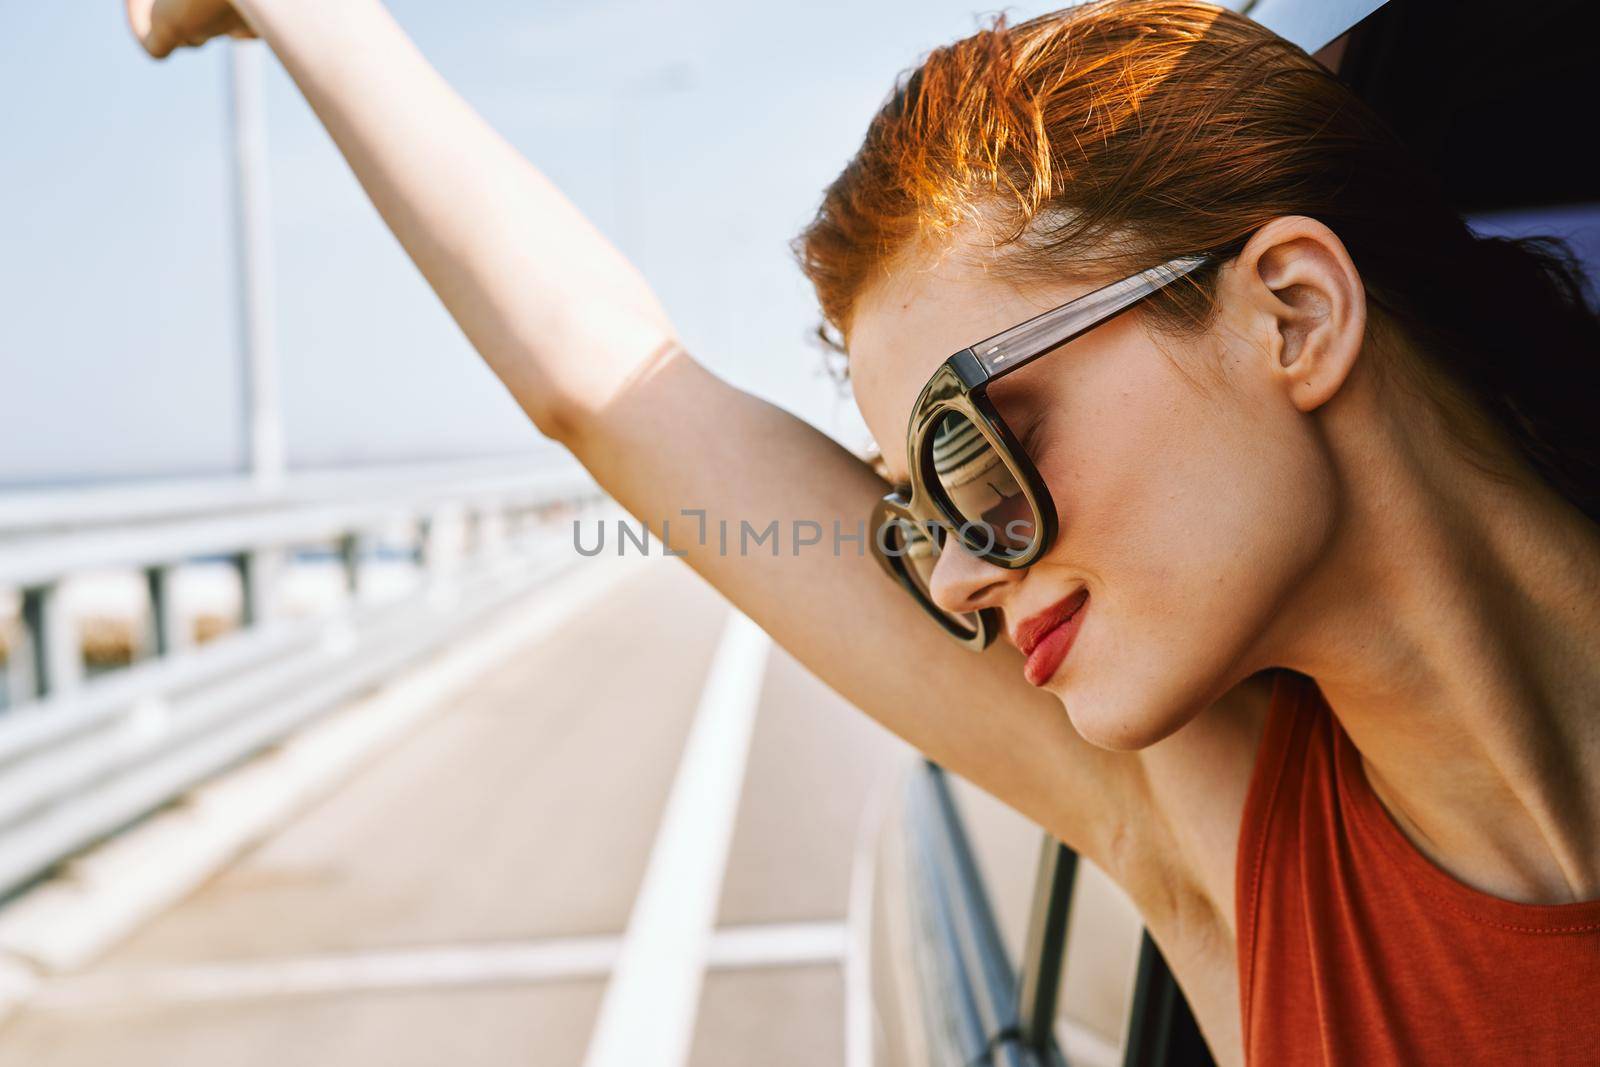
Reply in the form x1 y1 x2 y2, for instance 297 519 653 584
927 533 1023 616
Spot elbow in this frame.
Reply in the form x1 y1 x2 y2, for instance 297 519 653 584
517 336 679 452
527 389 589 451
498 310 682 451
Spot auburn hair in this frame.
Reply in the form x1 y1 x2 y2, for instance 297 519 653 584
791 0 1600 524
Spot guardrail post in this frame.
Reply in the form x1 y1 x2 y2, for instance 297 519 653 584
477 505 508 559
415 516 435 572
143 564 189 658
417 508 465 587
4 618 37 709
234 547 282 627
20 583 82 700
338 531 367 599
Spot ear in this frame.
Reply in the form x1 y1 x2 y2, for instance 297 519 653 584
1218 216 1367 413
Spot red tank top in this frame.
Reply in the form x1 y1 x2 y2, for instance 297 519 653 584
1235 670 1600 1065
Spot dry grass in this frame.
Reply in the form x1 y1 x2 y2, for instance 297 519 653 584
192 614 236 645
0 614 236 674
80 616 138 669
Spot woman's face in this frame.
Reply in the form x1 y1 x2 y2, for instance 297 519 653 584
849 245 1338 749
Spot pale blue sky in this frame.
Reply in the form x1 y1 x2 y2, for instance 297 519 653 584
4 3 1593 490
0 0 1068 487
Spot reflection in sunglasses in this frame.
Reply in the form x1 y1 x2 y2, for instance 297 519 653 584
929 413 1035 554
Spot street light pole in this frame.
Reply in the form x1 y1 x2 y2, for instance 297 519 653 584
226 40 285 491
609 62 697 254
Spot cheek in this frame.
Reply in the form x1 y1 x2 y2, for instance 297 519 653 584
1043 343 1269 569
1038 338 1333 736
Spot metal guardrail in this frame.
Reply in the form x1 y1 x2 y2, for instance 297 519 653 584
0 457 594 699
0 459 607 901
0 456 585 540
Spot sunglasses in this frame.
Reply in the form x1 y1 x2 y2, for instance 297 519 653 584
870 252 1216 649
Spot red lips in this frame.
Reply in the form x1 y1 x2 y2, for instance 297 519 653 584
1013 587 1090 656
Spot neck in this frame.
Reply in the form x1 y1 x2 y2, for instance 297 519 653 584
1260 375 1600 904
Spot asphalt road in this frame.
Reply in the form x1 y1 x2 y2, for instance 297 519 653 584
0 555 911 1066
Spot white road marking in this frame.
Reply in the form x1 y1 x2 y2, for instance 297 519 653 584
582 610 771 1067
25 921 846 1013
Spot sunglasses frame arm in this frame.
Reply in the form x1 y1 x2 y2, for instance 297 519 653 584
967 254 1216 382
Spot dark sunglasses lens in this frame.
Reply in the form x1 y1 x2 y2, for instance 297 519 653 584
925 409 1038 558
882 519 978 638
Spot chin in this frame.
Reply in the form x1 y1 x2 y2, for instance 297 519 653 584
1058 695 1178 751
1050 659 1209 752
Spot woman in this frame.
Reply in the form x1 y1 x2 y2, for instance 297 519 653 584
126 0 1600 1062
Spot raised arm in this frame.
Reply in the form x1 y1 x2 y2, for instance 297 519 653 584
125 0 1159 874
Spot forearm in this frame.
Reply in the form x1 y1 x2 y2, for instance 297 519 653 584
232 0 673 440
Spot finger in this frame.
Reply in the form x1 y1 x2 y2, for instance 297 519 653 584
124 0 154 41
144 22 178 59
129 0 180 60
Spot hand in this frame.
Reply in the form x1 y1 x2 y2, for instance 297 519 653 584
126 0 256 59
